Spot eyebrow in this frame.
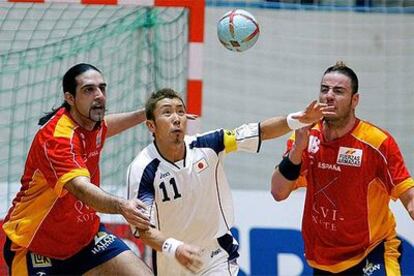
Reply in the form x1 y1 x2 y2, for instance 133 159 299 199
81 83 107 89
159 103 184 108
321 84 345 90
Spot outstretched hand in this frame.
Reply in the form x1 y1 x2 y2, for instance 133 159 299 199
293 100 335 125
175 244 204 273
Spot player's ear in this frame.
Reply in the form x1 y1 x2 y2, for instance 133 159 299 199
146 120 156 133
64 92 75 106
352 93 359 109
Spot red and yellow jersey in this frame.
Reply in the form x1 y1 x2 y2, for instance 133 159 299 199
286 119 414 272
2 107 107 259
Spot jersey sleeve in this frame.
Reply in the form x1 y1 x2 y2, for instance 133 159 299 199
379 135 414 200
41 134 90 196
229 123 261 153
190 123 260 155
126 157 158 237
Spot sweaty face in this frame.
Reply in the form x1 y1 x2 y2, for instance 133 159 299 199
73 70 107 123
149 97 187 145
319 72 358 124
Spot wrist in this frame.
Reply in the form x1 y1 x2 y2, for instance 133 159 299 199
287 112 311 130
162 238 183 258
289 145 305 165
277 155 302 181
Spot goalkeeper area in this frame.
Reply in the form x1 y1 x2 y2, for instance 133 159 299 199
0 2 191 209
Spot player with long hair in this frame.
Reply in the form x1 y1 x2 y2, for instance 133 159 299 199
3 63 153 275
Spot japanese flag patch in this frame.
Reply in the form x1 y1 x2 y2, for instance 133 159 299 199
194 158 208 173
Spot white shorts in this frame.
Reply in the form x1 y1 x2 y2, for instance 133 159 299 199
155 233 239 276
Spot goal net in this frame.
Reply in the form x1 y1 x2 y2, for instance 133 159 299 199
0 2 190 213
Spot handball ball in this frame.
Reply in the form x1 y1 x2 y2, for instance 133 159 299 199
217 9 260 52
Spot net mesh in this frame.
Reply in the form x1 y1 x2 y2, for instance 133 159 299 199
0 3 189 212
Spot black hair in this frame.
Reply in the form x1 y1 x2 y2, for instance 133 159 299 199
323 61 359 94
145 88 185 121
38 63 101 125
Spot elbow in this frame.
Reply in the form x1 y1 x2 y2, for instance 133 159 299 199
271 187 290 202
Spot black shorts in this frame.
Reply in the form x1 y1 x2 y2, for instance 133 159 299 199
313 239 401 276
3 224 130 275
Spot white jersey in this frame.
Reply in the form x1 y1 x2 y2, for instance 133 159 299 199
127 123 260 274
127 123 260 243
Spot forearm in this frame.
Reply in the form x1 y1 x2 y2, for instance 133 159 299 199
139 227 167 252
66 176 123 214
260 116 291 141
271 146 303 201
105 108 146 137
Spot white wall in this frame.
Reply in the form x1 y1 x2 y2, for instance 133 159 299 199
203 6 414 190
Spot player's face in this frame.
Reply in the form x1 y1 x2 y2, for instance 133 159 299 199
148 97 187 145
65 69 107 128
319 72 359 124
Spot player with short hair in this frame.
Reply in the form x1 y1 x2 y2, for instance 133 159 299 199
2 63 153 275
127 88 334 275
271 61 414 275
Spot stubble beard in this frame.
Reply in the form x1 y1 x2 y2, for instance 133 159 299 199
89 105 106 122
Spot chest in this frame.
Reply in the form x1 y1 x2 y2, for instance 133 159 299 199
306 137 384 188
152 150 219 204
77 129 104 165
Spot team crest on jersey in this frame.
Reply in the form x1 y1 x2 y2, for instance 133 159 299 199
30 253 52 268
336 147 363 167
194 158 208 173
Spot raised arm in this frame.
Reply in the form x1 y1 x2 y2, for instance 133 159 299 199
139 228 204 273
260 100 334 140
399 187 414 220
271 127 309 201
105 108 146 138
66 176 151 230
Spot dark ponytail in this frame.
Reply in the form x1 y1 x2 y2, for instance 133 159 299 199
38 63 101 126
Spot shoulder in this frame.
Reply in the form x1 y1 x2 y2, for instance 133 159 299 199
129 144 158 170
37 111 82 149
41 109 78 140
351 120 393 150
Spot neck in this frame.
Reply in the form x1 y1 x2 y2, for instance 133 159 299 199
323 115 357 142
155 140 186 163
70 108 96 131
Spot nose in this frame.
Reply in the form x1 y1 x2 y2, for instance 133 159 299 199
95 88 105 100
172 112 181 125
323 88 335 101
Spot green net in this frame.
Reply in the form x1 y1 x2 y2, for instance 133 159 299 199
0 3 189 212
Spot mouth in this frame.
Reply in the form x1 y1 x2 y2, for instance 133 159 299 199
171 129 183 135
91 104 105 110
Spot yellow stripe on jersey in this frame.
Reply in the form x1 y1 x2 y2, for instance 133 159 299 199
55 168 90 196
223 129 237 153
384 237 402 275
367 178 395 245
54 114 76 138
352 121 388 149
11 246 29 276
391 177 414 200
3 170 59 247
